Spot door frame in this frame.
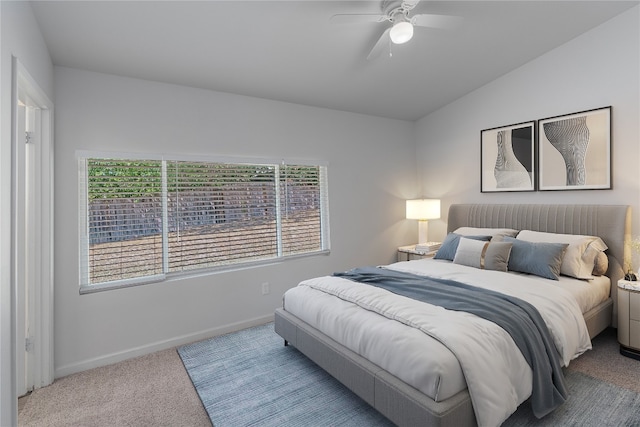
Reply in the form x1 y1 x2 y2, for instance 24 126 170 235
11 57 54 403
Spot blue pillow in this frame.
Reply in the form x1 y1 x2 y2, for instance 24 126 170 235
503 237 569 280
434 233 492 261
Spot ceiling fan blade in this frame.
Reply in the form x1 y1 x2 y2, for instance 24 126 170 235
330 13 387 24
366 27 391 61
412 14 463 30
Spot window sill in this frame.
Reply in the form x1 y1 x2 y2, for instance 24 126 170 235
79 249 330 295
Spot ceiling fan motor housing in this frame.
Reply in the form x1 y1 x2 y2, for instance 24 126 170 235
387 1 415 44
383 0 418 16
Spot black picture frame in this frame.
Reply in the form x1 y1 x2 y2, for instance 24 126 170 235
538 106 611 191
480 121 536 192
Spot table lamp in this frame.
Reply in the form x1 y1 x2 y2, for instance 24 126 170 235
406 199 441 245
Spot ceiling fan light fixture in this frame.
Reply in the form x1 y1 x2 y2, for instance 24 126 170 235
389 21 413 44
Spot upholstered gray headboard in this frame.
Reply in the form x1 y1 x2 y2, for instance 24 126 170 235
447 204 631 325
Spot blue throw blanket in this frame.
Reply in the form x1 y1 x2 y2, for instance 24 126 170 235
333 266 567 419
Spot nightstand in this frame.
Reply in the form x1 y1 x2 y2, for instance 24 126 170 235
617 280 640 360
397 245 438 262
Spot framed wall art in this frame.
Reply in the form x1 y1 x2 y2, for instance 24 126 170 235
538 106 611 191
481 121 535 192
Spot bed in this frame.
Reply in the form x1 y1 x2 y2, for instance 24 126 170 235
274 203 631 426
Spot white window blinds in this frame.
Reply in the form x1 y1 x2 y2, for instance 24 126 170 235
280 165 326 255
166 161 279 272
80 159 165 286
79 154 329 289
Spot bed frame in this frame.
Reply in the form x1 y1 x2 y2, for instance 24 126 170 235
275 203 631 427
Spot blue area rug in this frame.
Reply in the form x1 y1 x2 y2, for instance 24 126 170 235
178 323 391 426
178 323 640 427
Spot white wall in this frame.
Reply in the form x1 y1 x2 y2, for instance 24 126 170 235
415 6 640 245
53 67 417 376
0 2 54 424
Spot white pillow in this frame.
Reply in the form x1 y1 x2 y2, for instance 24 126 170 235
516 230 608 280
454 227 519 242
592 251 608 276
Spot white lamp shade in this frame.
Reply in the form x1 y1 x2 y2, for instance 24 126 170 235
406 199 440 220
389 21 414 44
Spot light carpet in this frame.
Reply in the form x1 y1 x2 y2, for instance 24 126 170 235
19 347 211 427
179 323 640 427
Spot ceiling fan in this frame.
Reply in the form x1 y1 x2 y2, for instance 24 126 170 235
331 0 462 60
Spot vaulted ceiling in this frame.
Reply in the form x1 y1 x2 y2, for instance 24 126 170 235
31 1 638 121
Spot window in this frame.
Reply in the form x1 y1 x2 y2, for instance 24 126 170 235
78 153 330 291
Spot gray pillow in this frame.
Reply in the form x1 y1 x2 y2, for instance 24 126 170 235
453 238 513 272
503 237 568 280
434 233 492 261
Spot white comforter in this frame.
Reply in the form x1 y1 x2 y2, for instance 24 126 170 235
282 259 592 427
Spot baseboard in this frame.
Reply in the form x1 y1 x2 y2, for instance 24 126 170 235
54 314 274 378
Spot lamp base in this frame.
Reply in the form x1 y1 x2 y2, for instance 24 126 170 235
418 220 429 245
